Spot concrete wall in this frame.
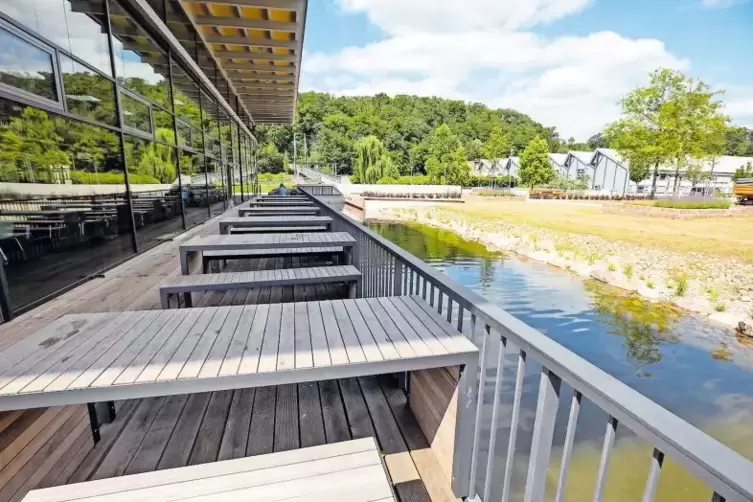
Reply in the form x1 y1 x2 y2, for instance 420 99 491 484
0 183 174 197
336 184 463 196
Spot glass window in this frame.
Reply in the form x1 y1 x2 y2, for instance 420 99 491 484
60 55 116 125
0 97 133 312
179 152 210 226
108 0 171 108
153 108 175 144
172 62 201 129
124 134 184 248
0 26 57 102
121 92 152 134
0 0 112 76
205 157 227 215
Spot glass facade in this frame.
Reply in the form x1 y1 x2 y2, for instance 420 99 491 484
0 0 258 316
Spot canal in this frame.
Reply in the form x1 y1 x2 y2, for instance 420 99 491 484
371 221 753 501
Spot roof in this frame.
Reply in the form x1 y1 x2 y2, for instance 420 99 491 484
593 148 627 167
548 153 568 168
469 159 507 175
177 0 308 125
566 151 595 165
697 156 753 175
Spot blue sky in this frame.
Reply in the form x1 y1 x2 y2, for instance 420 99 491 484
299 0 753 139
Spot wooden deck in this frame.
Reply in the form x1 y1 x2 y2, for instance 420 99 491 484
0 208 459 502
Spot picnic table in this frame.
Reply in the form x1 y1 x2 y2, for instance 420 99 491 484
218 216 333 234
238 206 319 216
0 298 478 469
179 232 357 274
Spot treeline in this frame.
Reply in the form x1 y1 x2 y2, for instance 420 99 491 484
252 89 753 179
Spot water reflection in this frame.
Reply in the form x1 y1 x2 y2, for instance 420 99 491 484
371 222 753 500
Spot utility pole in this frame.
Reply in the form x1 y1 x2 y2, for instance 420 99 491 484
293 133 298 180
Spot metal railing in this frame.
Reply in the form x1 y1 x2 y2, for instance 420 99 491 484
298 165 344 185
300 186 753 502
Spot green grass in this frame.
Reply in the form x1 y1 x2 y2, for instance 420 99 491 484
674 272 689 296
714 303 726 312
630 199 731 210
646 280 655 288
608 262 616 272
587 252 600 265
623 263 633 278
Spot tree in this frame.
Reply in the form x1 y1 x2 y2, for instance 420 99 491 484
482 123 510 177
587 132 609 149
353 135 398 184
605 68 728 197
734 161 753 180
424 124 468 185
518 136 555 188
628 157 651 184
685 162 709 190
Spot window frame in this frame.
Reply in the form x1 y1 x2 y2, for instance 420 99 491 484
119 86 155 139
0 18 63 111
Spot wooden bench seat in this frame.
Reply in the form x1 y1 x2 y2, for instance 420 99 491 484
229 226 329 234
160 265 362 307
201 246 344 273
20 438 395 502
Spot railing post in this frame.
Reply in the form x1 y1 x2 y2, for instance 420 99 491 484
524 368 562 502
393 261 403 296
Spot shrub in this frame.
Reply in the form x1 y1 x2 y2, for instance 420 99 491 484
623 263 633 279
646 280 655 288
587 252 599 265
608 262 616 272
633 199 730 209
674 272 689 296
70 171 161 185
714 304 726 312
477 191 518 197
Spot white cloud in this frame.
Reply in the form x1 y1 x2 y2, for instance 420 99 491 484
701 0 750 9
301 25 689 138
337 0 593 34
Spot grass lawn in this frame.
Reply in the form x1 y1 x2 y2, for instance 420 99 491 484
438 197 753 262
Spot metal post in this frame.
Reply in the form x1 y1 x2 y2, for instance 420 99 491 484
104 0 139 254
87 403 101 443
0 255 12 322
523 368 562 502
166 50 186 231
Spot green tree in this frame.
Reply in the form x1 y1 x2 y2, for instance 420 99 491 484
518 136 554 188
482 123 510 176
685 162 709 190
734 161 753 180
606 68 728 197
425 124 469 185
353 135 398 184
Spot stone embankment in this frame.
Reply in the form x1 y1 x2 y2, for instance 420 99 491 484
376 205 753 332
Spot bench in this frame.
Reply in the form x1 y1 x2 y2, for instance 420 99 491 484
20 438 395 502
202 246 344 273
160 265 362 307
219 216 333 235
230 225 329 234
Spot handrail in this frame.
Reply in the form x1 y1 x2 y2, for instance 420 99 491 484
300 185 753 502
298 166 343 185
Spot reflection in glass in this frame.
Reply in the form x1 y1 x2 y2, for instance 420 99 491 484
0 0 112 76
124 134 184 247
60 55 116 125
153 108 175 144
0 26 57 101
121 92 152 133
0 97 132 311
108 0 171 107
205 157 227 215
171 63 201 128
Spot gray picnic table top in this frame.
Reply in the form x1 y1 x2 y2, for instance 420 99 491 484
238 206 319 216
179 232 357 274
219 216 333 234
0 297 478 418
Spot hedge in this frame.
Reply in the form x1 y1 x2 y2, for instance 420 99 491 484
651 199 731 209
70 171 161 185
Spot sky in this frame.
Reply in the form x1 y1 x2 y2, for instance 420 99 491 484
299 0 753 140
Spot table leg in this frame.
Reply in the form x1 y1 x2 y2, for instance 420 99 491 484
107 401 116 421
87 403 101 443
452 357 480 498
180 249 190 275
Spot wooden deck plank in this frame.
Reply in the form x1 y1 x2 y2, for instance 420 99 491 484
157 393 212 471
177 307 232 380
123 394 189 475
258 304 283 373
339 378 375 440
217 388 255 461
274 384 299 452
218 305 258 377
277 304 296 371
319 380 350 445
247 386 275 456
331 301 368 364
188 390 233 465
155 309 217 382
91 397 166 480
298 382 326 448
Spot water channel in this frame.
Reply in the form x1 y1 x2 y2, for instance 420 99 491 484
370 221 753 501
